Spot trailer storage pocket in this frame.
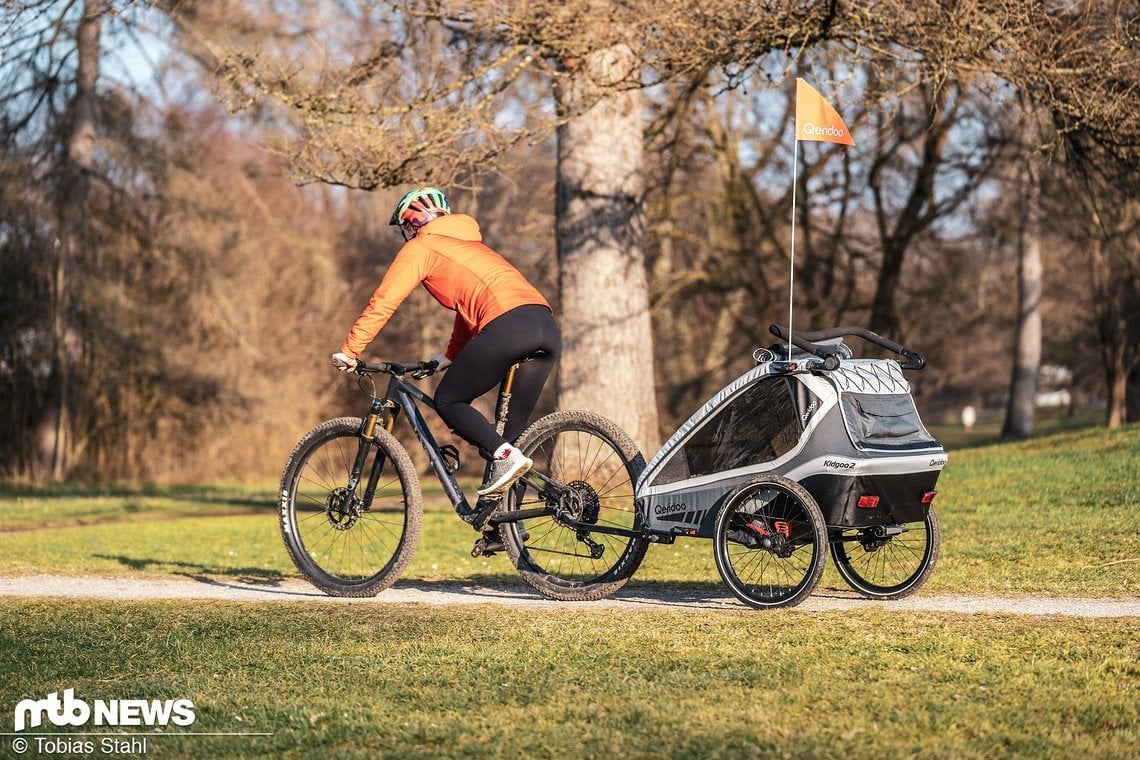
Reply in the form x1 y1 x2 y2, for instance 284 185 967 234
840 393 937 451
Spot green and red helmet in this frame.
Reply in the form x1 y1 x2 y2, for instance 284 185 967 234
389 187 451 239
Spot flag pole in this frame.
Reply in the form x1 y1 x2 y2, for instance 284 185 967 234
787 138 799 361
788 77 852 361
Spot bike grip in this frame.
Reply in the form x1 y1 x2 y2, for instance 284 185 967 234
410 360 437 380
354 359 385 374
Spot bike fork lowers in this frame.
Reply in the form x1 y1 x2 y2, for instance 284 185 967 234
348 398 395 508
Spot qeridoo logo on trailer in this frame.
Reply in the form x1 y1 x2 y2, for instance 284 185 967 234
13 688 196 732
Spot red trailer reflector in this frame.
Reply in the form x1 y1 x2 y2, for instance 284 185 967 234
921 490 938 504
857 495 880 509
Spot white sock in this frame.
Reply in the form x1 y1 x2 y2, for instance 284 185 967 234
492 443 513 460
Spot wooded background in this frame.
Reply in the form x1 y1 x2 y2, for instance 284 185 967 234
2 1 1137 483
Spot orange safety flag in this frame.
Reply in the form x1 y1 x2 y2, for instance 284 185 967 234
795 78 854 146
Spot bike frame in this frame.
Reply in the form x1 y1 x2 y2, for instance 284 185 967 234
351 365 649 539
346 364 563 527
370 372 476 518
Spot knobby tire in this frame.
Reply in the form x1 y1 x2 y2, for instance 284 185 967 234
279 417 422 597
500 410 649 602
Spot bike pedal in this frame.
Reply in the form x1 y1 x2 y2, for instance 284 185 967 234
470 536 503 558
439 444 460 475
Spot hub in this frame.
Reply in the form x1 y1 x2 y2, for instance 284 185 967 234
325 487 359 531
566 479 601 524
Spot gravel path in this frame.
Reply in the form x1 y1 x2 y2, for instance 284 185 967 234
2 574 1137 617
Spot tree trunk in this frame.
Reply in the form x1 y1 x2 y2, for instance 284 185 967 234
1127 363 1140 425
1002 159 1043 438
868 239 905 338
555 43 659 452
45 0 105 481
1086 218 1131 429
1105 353 1128 428
868 85 953 339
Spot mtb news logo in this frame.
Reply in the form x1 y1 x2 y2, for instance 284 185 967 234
13 689 196 732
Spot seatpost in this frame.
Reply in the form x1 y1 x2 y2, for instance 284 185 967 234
493 363 520 436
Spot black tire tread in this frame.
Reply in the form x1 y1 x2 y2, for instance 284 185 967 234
502 410 649 602
278 418 422 598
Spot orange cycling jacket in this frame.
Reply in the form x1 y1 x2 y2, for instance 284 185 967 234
340 214 551 361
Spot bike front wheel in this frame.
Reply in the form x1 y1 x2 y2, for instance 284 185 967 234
713 475 827 609
500 410 649 602
279 417 422 597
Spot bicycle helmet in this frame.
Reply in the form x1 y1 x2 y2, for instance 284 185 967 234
389 187 451 240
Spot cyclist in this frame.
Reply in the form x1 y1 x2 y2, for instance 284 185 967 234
331 187 561 502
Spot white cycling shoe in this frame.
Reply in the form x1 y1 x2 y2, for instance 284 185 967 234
476 447 532 496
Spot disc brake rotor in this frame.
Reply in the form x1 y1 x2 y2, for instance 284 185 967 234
325 487 359 530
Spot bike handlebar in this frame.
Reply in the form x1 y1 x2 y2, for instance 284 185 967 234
768 324 926 370
356 359 440 379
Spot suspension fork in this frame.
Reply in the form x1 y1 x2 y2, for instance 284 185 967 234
350 398 399 508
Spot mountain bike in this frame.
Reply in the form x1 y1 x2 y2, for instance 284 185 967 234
278 357 649 601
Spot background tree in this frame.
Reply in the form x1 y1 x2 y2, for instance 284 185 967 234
0 2 358 480
4 0 1137 482
555 41 658 449
1059 137 1140 427
1002 150 1045 438
0 0 112 478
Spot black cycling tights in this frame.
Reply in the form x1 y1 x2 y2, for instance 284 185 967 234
434 304 561 458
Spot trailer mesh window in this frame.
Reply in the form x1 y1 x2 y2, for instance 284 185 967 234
655 378 802 484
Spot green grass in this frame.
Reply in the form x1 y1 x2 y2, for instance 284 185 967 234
1 424 1136 597
0 601 1136 759
926 406 1105 450
0 482 270 532
925 423 1139 596
0 425 1137 758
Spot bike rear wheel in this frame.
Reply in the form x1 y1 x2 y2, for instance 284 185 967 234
830 506 941 600
279 417 422 597
713 475 827 609
500 410 649 601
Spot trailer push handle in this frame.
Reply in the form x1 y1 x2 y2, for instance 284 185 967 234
768 324 927 371
768 324 842 370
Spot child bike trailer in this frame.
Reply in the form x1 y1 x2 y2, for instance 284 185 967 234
634 325 946 609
